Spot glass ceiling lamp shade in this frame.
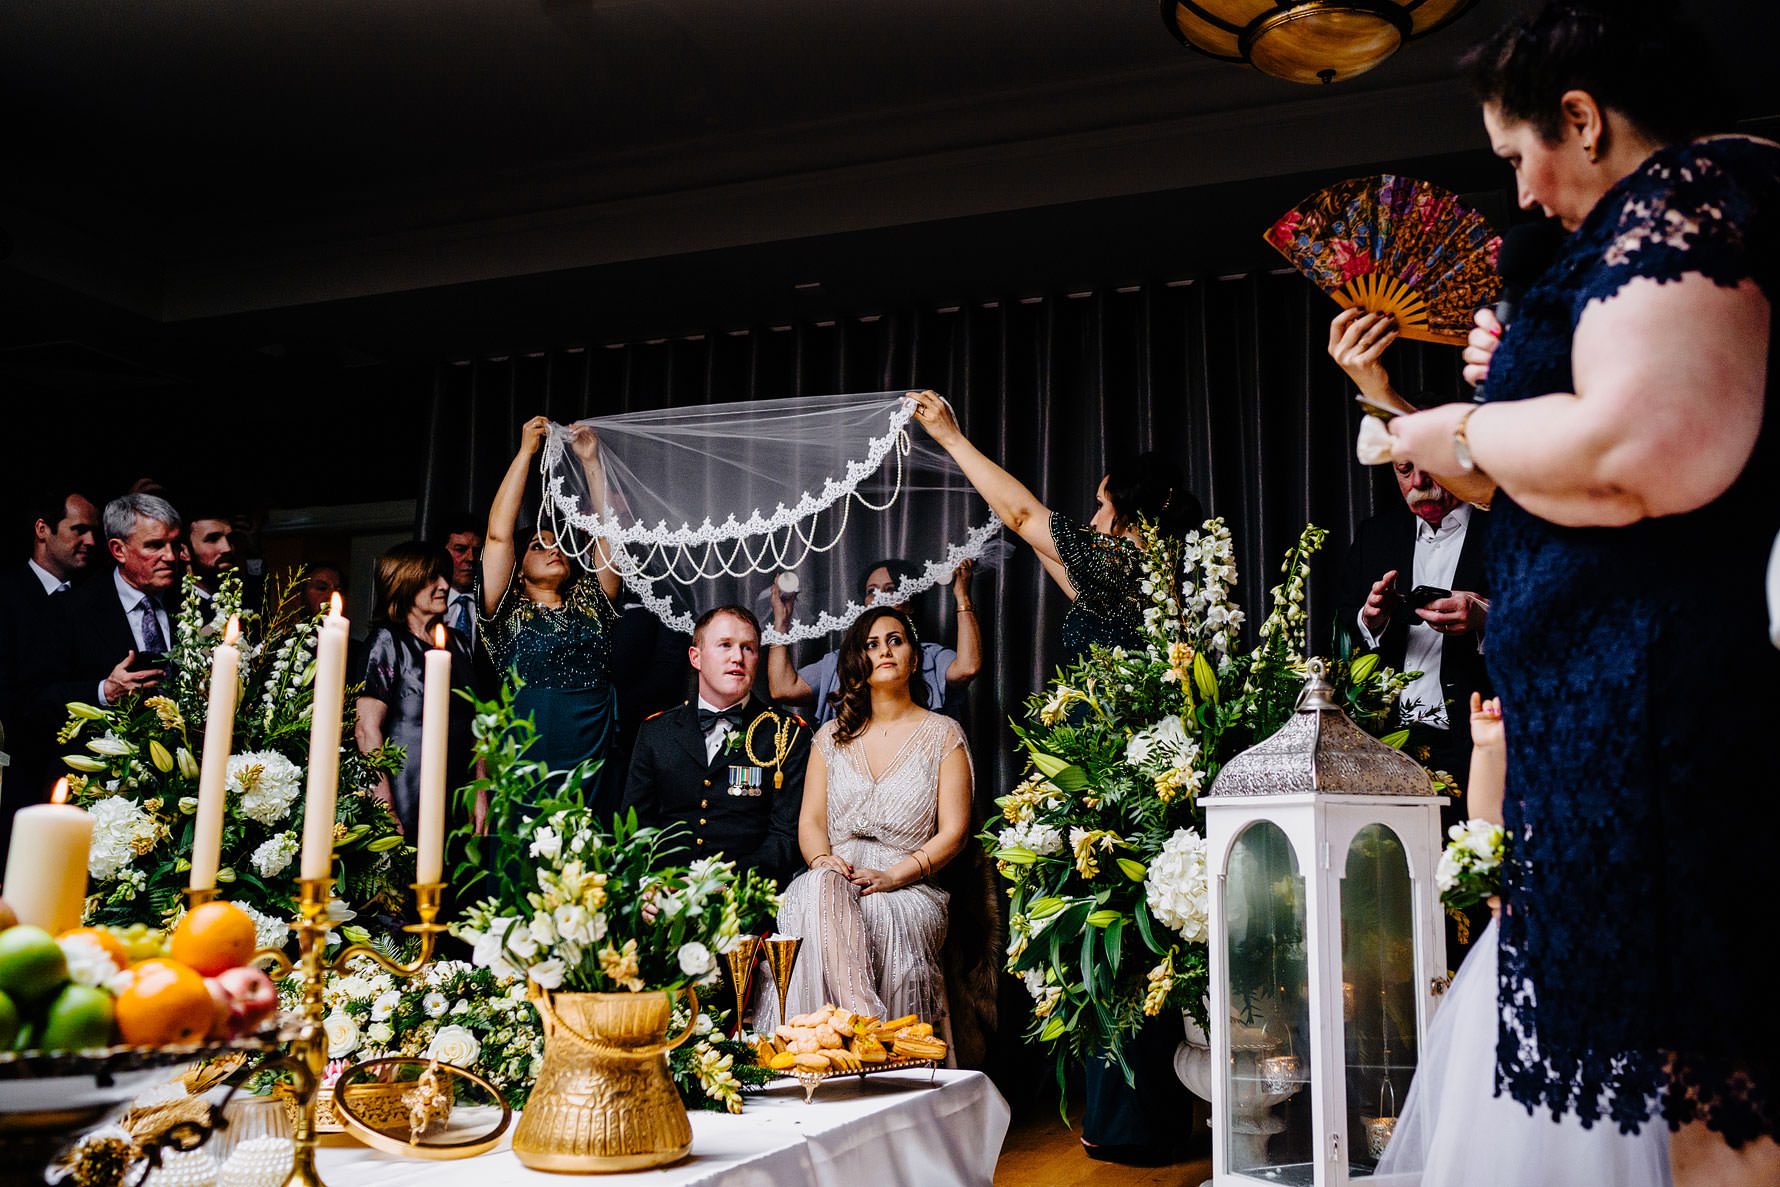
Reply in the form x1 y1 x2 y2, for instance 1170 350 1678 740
1160 0 1479 85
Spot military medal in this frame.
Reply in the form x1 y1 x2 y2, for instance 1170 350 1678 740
726 764 763 796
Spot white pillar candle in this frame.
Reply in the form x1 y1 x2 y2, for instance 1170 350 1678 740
2 779 94 934
300 595 351 881
189 616 241 893
416 625 452 884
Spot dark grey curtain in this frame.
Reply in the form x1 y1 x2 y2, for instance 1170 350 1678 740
420 272 1467 793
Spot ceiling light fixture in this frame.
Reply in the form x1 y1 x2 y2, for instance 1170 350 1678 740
1160 0 1478 85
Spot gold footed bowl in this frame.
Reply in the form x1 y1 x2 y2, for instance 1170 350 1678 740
514 986 698 1173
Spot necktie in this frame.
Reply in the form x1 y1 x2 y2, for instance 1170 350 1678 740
449 595 473 641
697 705 747 734
138 596 166 654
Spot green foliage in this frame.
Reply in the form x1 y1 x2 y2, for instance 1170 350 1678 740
60 568 411 941
988 519 1419 1090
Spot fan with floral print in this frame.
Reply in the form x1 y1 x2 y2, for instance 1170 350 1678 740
1265 175 1503 344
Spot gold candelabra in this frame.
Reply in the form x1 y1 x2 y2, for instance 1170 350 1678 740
195 877 447 1187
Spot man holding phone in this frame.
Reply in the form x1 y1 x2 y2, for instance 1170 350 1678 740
1330 310 1493 787
38 493 184 716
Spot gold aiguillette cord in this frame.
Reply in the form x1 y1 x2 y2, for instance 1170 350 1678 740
744 711 793 788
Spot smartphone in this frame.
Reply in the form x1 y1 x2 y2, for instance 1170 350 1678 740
1406 586 1450 611
128 650 168 672
1354 393 1401 421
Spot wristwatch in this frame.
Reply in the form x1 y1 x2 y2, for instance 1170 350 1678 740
1452 407 1480 474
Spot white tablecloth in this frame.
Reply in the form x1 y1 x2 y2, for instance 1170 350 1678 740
316 1070 1009 1187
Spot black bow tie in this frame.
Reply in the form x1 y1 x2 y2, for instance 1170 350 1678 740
698 705 747 733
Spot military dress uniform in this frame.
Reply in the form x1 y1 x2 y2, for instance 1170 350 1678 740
620 695 810 887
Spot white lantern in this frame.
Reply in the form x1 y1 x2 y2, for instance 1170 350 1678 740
1203 659 1446 1185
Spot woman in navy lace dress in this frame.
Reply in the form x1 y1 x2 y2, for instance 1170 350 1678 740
1386 5 1779 1182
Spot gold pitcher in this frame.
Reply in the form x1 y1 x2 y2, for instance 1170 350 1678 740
514 985 699 1173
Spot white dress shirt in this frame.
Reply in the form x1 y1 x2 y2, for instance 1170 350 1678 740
99 569 173 706
28 559 70 595
697 694 749 763
1358 503 1472 730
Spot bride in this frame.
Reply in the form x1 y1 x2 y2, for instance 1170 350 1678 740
764 604 974 1031
1375 694 1670 1186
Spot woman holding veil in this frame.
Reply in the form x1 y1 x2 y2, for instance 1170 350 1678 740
480 415 626 814
909 390 1203 1163
766 604 974 1035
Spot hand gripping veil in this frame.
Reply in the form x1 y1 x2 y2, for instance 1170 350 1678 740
537 391 1001 645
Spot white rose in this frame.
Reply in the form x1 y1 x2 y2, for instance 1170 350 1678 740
366 1021 394 1045
426 1025 482 1068
324 1012 360 1059
677 942 714 978
371 989 401 1021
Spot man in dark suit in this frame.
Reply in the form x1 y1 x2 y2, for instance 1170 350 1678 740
1 489 101 850
1336 460 1492 787
622 604 810 887
39 493 183 721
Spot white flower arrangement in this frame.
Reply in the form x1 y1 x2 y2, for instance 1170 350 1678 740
87 795 154 880
226 750 304 825
250 831 299 879
1436 818 1506 910
1145 828 1211 943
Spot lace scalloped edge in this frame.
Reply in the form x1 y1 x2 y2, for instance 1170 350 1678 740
618 516 1003 645
538 399 917 548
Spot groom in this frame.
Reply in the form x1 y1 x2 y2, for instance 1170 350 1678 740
621 605 811 887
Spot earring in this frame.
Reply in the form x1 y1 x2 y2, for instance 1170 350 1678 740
1583 141 1599 163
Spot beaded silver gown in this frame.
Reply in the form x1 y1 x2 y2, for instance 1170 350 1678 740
762 712 968 1028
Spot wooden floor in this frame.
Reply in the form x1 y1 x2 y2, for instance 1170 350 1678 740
993 1103 1213 1187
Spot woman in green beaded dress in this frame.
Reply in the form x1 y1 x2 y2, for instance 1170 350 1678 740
480 416 626 817
909 390 1203 1165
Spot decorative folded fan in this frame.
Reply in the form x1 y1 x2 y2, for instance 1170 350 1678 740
1265 176 1502 344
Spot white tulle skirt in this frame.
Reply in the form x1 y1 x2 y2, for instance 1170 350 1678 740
1373 919 1672 1187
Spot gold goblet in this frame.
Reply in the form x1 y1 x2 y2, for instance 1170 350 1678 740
759 937 802 1023
723 936 763 1031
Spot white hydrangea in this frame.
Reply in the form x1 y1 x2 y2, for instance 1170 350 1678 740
1145 827 1210 943
227 751 304 824
87 796 153 880
1126 715 1189 768
234 900 292 950
251 832 299 879
997 820 1065 856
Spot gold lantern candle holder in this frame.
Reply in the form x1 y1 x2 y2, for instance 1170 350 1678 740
200 877 447 1187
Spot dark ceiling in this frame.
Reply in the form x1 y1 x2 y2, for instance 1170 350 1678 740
1 0 1775 510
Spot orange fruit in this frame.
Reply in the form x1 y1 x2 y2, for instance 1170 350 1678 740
58 927 132 970
114 959 214 1046
169 902 258 977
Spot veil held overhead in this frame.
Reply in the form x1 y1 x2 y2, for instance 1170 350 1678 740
537 391 1001 645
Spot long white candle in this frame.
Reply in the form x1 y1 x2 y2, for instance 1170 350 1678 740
190 617 241 892
416 625 451 884
1 779 93 934
300 595 350 881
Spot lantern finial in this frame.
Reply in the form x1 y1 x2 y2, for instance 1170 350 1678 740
1294 658 1340 713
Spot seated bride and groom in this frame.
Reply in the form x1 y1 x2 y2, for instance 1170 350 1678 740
622 600 973 1038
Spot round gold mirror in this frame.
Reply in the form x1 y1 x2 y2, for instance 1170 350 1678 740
329 1057 512 1160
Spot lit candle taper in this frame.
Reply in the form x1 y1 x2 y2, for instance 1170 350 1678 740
189 615 241 892
416 624 452 884
1 779 93 934
300 594 350 881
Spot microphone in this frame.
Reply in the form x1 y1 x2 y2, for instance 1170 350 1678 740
1477 220 1564 401
1492 220 1565 330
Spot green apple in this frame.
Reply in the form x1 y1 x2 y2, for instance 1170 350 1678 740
40 983 115 1051
0 989 18 1049
0 926 69 1006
